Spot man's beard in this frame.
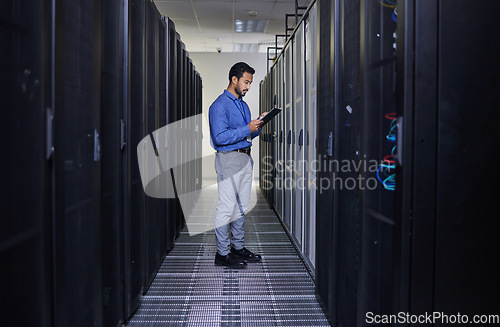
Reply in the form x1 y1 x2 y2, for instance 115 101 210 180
235 85 248 97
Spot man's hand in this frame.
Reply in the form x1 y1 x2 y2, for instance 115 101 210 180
248 119 264 133
258 111 269 120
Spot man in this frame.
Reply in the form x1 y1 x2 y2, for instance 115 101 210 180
208 62 268 268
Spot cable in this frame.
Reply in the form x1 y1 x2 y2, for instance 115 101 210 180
376 166 396 191
385 112 397 120
383 154 396 163
378 112 398 191
378 0 396 9
383 174 396 190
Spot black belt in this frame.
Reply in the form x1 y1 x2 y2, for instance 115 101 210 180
218 147 251 155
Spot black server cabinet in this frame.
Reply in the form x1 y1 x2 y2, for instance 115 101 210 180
180 47 187 209
195 72 203 192
262 72 266 199
397 0 500 318
167 21 179 247
176 39 186 233
125 0 146 319
357 0 399 324
187 59 193 200
173 33 184 236
52 0 103 326
0 1 52 326
157 16 169 261
144 0 160 292
100 0 125 325
315 0 336 322
331 0 363 324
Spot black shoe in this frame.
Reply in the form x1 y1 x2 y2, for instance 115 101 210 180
214 252 247 269
230 247 262 262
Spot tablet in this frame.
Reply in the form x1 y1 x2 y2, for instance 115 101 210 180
258 108 282 126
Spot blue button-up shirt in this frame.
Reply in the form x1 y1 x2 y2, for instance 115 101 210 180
209 89 261 151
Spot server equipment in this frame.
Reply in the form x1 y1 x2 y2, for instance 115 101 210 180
0 1 52 327
101 0 126 325
125 0 147 319
260 0 500 325
1 0 202 326
260 0 318 274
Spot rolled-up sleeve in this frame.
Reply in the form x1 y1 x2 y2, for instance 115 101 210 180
209 101 251 146
251 129 261 139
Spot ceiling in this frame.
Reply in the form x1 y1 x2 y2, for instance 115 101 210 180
153 0 311 53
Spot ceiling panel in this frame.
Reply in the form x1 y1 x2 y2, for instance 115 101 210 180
269 2 298 20
193 2 234 19
265 19 287 35
153 0 312 53
155 1 196 19
197 18 233 31
233 2 275 20
168 18 201 34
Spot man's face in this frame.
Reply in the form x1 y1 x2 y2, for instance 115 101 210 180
234 72 253 97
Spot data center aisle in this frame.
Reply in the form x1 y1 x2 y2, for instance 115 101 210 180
126 183 329 326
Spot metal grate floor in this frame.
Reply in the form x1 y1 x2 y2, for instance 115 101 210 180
126 183 330 326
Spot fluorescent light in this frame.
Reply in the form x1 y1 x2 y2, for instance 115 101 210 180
233 43 260 53
234 19 267 33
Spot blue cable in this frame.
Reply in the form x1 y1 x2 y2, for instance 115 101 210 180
376 166 384 183
377 165 396 191
380 163 395 170
383 174 396 191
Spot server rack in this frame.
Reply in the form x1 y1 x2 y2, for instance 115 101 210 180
292 21 305 250
261 0 500 325
143 0 159 292
283 44 293 231
259 74 273 204
0 1 52 326
334 0 363 324
276 56 284 220
174 33 185 234
187 59 195 207
304 3 317 269
2 0 201 325
101 0 126 325
259 0 319 294
270 65 278 209
166 18 179 250
195 71 203 192
395 0 500 318
52 1 104 326
157 15 169 264
315 0 335 321
125 0 146 318
356 0 399 323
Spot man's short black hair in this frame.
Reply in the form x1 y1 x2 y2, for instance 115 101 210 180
228 62 255 82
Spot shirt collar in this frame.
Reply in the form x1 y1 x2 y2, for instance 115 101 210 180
224 89 241 102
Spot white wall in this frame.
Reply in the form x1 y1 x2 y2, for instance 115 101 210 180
189 52 268 185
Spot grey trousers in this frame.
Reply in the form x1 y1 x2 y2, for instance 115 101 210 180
214 151 253 255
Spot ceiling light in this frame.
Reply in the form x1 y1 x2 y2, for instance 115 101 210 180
233 43 260 53
248 10 257 17
234 19 267 33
